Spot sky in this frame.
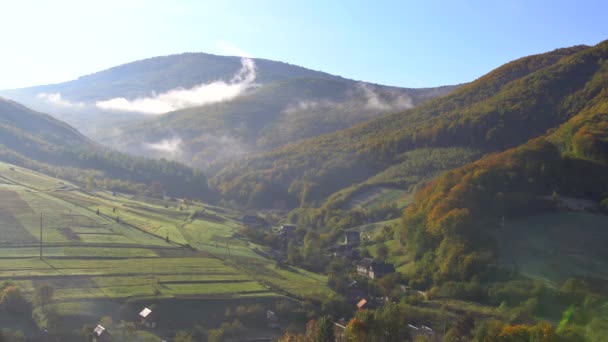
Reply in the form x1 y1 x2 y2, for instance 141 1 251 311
0 0 607 89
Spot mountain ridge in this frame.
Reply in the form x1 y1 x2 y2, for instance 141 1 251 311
0 52 459 168
0 96 210 199
211 43 598 209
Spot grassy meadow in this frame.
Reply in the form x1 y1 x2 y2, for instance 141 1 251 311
0 161 333 337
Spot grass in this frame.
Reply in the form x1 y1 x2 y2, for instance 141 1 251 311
498 212 608 283
344 186 411 210
0 160 333 335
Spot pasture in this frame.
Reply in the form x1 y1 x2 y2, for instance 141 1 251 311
0 162 332 337
498 212 608 283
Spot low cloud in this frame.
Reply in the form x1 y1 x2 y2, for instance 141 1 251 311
283 99 333 113
37 93 84 108
96 57 257 114
358 83 413 111
144 137 183 154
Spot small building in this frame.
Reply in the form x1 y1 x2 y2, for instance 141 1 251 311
242 215 267 228
93 325 110 342
356 298 368 310
278 225 297 237
356 258 374 277
139 307 158 328
357 258 396 279
369 262 396 279
266 310 279 328
344 231 361 245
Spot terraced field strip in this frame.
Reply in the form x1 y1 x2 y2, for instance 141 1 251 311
0 256 277 300
227 256 333 302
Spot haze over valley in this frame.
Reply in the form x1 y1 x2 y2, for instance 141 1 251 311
0 1 606 341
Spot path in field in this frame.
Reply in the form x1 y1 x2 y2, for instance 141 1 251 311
343 186 409 210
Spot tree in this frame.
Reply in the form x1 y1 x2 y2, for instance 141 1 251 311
279 332 307 342
375 303 409 341
174 331 194 342
345 318 368 341
34 284 53 308
376 243 389 262
315 316 335 342
377 273 400 297
0 286 29 314
472 319 504 342
445 314 475 342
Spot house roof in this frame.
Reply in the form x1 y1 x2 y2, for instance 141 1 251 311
358 258 374 268
139 307 152 318
356 298 367 309
370 262 395 274
93 325 106 336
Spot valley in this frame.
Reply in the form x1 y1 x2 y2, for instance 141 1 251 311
0 162 331 340
0 30 606 340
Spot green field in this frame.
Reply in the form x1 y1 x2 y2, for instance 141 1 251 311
498 212 608 283
0 161 333 336
343 186 413 210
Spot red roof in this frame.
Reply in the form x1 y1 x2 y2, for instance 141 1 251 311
357 298 367 309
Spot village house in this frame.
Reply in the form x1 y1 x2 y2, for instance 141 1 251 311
278 224 297 237
93 325 110 342
266 310 279 328
356 258 373 276
344 231 361 245
356 258 396 279
139 307 159 328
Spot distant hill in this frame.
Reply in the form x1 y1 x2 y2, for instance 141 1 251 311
2 53 342 102
212 42 599 210
0 97 209 199
0 53 457 168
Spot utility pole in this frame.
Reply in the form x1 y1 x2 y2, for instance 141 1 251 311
39 212 43 260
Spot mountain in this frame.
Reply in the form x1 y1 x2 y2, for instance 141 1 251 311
0 53 457 168
0 97 209 199
212 42 601 210
400 44 608 285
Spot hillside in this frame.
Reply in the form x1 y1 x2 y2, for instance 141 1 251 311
211 42 605 211
400 51 608 285
2 53 342 102
0 53 457 168
0 97 209 199
0 160 332 339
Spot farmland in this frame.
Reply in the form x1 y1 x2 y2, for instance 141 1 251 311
0 162 332 339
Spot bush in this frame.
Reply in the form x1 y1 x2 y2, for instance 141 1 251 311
0 286 29 314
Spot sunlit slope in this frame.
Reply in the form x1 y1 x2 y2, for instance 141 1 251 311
0 161 332 308
400 43 608 284
213 42 604 209
0 97 210 199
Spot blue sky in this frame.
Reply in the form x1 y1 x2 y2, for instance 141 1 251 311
0 0 606 89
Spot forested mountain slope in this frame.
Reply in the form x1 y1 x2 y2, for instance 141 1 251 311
1 53 457 168
400 42 608 285
212 42 605 209
0 98 209 199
